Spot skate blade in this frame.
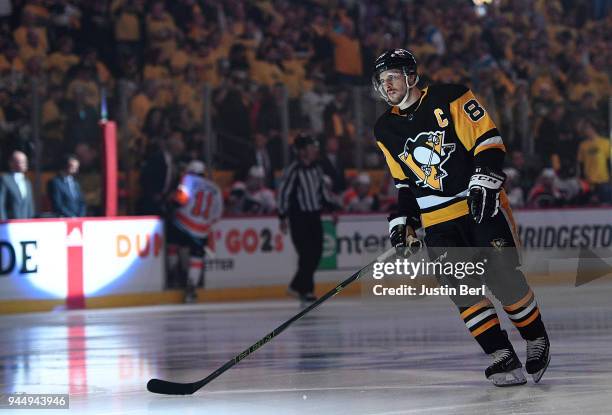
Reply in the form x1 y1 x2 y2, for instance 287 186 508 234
531 354 551 383
488 368 527 387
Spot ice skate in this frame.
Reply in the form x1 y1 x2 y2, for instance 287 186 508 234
526 334 550 383
485 347 527 387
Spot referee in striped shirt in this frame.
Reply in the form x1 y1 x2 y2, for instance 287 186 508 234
278 133 337 303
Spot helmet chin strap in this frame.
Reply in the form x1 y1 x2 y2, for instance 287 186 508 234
397 75 420 109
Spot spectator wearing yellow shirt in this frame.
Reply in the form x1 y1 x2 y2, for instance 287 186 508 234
45 37 80 78
18 27 47 64
169 43 191 79
23 0 50 22
66 66 100 109
153 82 174 110
143 48 169 80
41 87 66 165
192 43 220 87
208 28 235 69
176 65 204 122
568 66 600 103
577 119 611 203
0 42 25 75
586 54 610 98
115 0 143 44
250 45 284 88
130 81 158 130
327 19 362 84
140 49 173 109
42 87 65 142
14 11 48 55
410 30 439 67
146 0 179 62
114 0 143 62
280 43 306 99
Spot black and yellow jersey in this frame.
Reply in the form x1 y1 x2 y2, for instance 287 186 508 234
374 84 506 228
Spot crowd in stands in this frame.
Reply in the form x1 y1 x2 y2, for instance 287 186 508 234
0 0 610 217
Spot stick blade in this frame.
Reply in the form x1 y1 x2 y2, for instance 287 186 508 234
147 378 197 395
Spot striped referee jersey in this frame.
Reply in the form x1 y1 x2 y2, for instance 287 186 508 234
277 161 335 218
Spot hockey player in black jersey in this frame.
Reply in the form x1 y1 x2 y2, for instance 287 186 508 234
372 49 550 386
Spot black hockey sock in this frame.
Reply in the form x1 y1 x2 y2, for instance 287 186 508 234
503 288 546 340
460 299 509 354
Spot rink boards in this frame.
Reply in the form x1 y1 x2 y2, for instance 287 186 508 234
0 217 164 313
1 208 612 313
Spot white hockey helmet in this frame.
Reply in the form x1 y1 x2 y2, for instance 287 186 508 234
186 160 206 175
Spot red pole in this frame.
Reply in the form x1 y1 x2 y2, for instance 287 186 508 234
101 120 118 216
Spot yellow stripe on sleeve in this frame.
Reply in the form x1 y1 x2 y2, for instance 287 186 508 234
473 143 506 155
449 90 497 152
421 199 469 228
376 141 408 181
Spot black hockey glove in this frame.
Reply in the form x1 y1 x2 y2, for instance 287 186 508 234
468 167 506 224
388 213 422 255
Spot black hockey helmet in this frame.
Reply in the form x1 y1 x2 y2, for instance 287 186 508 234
372 49 418 104
293 132 318 150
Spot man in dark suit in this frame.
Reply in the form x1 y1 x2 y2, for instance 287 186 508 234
47 154 87 217
0 150 36 220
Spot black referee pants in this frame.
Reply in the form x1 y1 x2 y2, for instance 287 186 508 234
289 212 323 295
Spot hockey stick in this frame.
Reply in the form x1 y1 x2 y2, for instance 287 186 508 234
147 247 399 395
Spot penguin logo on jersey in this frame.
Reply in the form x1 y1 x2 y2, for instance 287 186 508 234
491 238 506 251
398 131 456 191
